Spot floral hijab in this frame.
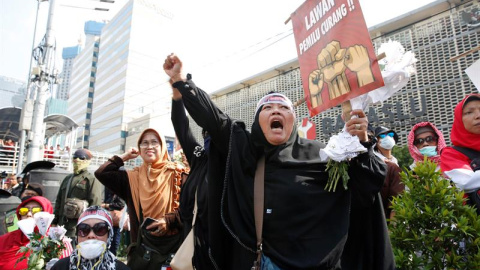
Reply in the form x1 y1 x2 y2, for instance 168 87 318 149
68 206 116 270
407 122 446 164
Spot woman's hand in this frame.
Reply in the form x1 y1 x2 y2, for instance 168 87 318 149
164 53 185 83
345 109 369 142
146 218 167 236
120 147 139 161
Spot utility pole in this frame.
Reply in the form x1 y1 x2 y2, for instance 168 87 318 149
26 0 59 163
17 0 46 174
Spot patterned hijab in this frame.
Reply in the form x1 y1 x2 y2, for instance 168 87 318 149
407 122 446 164
69 206 116 270
127 128 183 220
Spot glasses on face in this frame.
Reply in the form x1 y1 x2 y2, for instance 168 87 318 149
77 222 110 237
73 155 87 160
139 140 160 149
379 132 394 139
18 207 42 216
414 136 437 146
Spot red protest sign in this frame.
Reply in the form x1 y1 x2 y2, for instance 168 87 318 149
291 0 384 117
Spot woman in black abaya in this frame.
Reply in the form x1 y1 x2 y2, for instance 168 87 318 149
164 53 393 270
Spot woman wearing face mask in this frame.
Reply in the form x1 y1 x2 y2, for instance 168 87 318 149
407 122 446 170
51 206 129 270
51 149 103 240
374 126 399 165
0 196 72 269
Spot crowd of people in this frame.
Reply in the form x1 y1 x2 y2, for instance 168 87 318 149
0 138 17 166
43 144 71 162
0 53 478 269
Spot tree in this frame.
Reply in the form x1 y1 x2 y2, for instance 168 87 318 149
389 158 480 269
392 145 413 170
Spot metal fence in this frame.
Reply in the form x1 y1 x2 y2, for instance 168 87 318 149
0 145 139 176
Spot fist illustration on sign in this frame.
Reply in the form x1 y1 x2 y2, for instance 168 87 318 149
308 40 374 108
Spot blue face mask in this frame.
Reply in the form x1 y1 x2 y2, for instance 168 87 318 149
419 145 437 157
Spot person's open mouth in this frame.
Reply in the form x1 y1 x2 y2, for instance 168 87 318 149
271 120 284 131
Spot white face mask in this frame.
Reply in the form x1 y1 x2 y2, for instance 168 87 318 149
379 136 396 150
77 239 107 260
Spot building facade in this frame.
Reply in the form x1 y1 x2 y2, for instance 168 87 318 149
58 46 82 100
88 0 175 153
67 21 105 149
186 0 479 147
0 76 26 109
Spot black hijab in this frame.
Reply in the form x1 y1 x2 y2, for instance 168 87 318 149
250 103 325 164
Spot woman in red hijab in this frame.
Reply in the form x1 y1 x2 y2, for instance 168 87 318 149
0 196 53 269
440 94 480 214
440 94 480 206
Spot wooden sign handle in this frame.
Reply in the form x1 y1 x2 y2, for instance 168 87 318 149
449 45 480 62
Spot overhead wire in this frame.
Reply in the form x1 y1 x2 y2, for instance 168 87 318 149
85 27 295 130
81 27 296 133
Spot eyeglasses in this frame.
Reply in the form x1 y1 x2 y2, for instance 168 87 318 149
18 207 42 216
77 222 110 237
139 140 160 148
73 155 88 160
414 136 437 146
379 132 395 139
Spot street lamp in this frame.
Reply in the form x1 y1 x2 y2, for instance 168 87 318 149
60 5 110 11
60 0 116 11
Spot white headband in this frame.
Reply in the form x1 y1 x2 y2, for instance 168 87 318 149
77 208 113 229
255 93 294 114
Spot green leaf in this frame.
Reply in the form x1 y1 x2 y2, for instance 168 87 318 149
389 158 480 269
325 160 350 192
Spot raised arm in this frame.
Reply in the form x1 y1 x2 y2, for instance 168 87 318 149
345 109 387 207
171 98 200 164
94 148 139 201
164 53 236 153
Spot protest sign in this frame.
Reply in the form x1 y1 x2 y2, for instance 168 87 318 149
290 0 384 116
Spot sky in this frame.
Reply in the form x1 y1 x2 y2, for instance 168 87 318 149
0 0 438 92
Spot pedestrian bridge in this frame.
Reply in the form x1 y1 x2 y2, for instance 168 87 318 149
0 144 139 176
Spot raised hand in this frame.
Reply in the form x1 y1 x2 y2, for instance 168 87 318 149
163 53 184 82
120 147 139 161
345 109 368 142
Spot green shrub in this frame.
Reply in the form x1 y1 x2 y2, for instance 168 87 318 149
389 158 480 269
392 145 414 170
